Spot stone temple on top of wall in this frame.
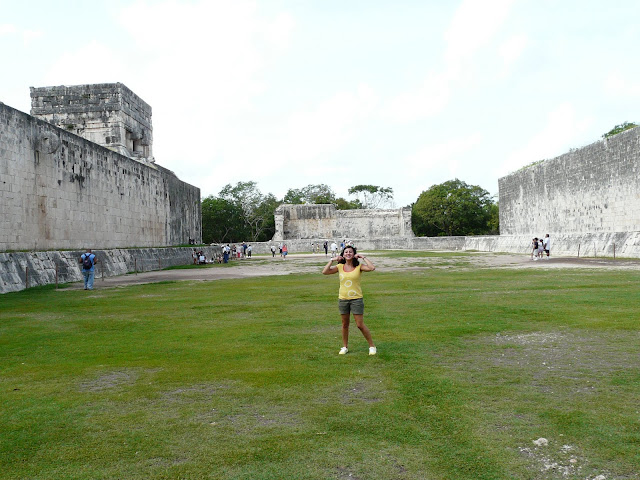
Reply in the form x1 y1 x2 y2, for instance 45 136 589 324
30 83 155 165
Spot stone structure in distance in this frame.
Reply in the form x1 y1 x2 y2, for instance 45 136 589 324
273 204 413 241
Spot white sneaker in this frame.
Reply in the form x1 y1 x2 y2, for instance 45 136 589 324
339 347 348 355
369 346 377 356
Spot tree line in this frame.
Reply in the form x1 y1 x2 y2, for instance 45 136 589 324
201 180 498 244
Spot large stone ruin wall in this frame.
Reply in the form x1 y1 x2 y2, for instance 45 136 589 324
0 102 200 251
273 204 413 241
499 127 640 235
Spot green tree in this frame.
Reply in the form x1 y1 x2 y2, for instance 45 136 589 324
249 193 279 242
348 185 394 209
283 184 336 205
602 122 638 139
334 197 362 210
218 182 279 242
283 188 305 204
412 179 495 237
487 201 499 235
201 195 248 244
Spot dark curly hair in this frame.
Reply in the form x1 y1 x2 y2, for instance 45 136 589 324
337 245 359 266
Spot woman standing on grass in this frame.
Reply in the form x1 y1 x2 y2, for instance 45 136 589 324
322 246 377 355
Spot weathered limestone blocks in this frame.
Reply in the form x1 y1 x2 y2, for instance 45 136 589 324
273 204 413 241
0 246 221 294
30 83 154 163
499 127 640 235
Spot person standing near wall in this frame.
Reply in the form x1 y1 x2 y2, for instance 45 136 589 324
322 246 377 356
79 249 98 290
544 234 551 258
323 240 328 256
538 237 545 259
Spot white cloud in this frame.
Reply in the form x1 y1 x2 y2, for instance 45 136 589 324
496 103 594 177
0 23 42 45
405 133 483 171
283 83 378 166
604 71 640 97
0 23 17 35
385 72 450 123
263 11 295 49
385 0 516 124
22 29 43 46
498 34 527 76
216 83 379 177
444 0 516 77
42 41 126 85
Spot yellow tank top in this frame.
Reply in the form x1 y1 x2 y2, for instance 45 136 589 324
337 264 363 299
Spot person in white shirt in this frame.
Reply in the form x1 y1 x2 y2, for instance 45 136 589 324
543 234 551 258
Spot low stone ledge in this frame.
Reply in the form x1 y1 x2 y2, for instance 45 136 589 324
0 246 221 294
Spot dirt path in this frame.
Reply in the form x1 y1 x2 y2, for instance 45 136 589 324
71 252 640 290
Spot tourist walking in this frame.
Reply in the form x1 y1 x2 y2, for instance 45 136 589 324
322 246 377 355
79 249 98 290
281 244 288 258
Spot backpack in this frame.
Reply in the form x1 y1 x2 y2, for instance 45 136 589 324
82 254 93 269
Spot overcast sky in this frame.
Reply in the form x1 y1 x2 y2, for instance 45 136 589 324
3 0 640 207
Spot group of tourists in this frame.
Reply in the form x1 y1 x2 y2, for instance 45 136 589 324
220 243 253 263
531 234 551 260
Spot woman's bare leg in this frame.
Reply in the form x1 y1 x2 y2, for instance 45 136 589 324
353 314 374 347
341 314 350 348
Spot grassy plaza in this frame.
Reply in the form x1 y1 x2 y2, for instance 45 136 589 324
1 252 638 479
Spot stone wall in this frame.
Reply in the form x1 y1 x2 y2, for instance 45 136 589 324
0 246 221 294
273 204 413 241
0 102 200 251
499 127 640 235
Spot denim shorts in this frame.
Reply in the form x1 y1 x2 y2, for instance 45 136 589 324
338 298 364 315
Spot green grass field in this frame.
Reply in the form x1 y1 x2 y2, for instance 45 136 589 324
1 253 639 479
